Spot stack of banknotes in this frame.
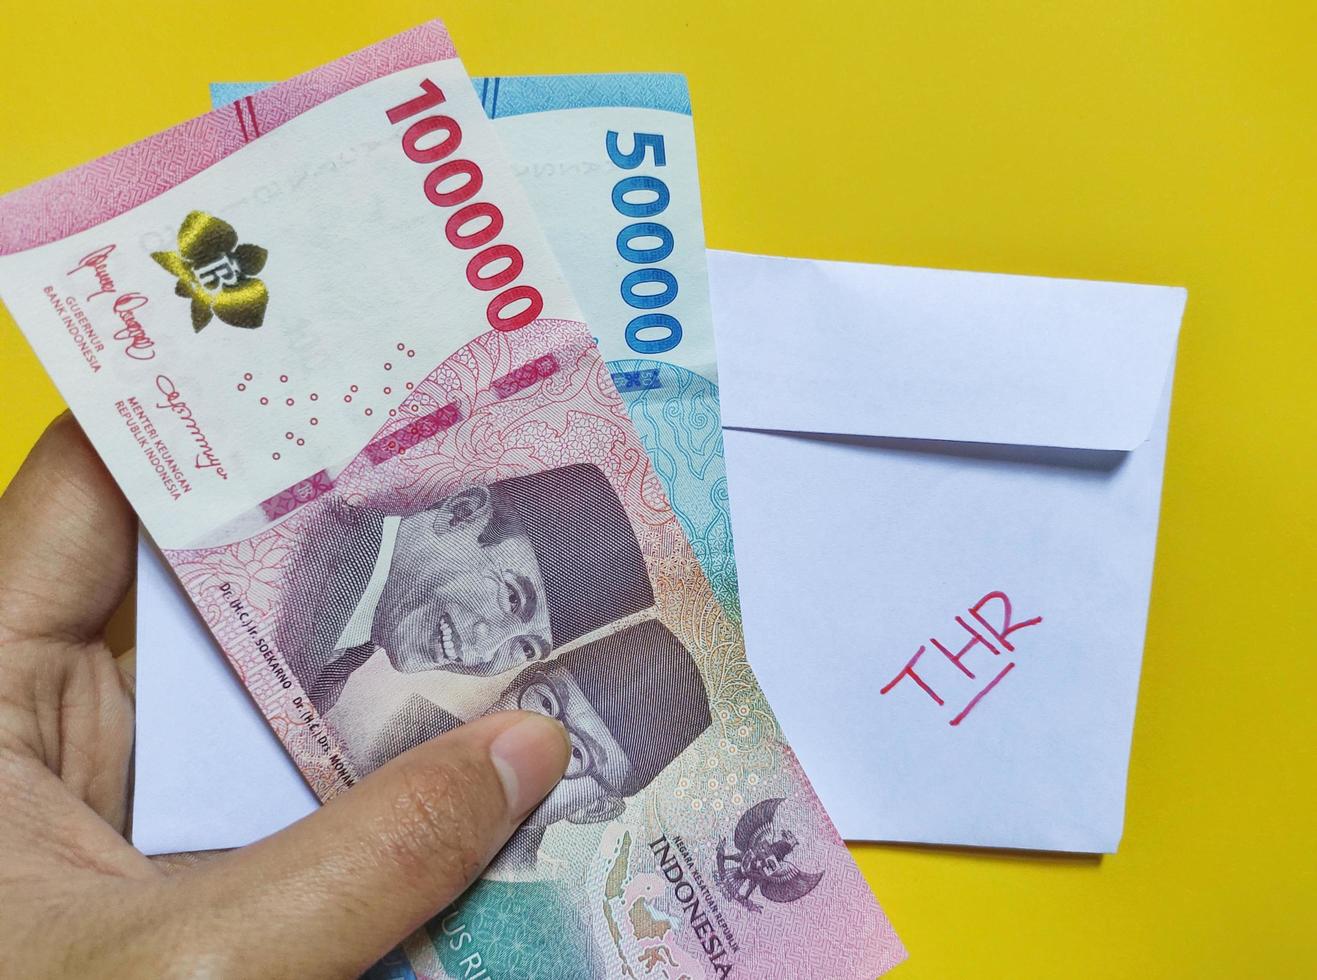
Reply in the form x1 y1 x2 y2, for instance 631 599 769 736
0 21 906 979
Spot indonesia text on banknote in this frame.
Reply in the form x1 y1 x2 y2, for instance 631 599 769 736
0 22 903 979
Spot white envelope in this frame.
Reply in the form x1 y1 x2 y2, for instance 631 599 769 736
129 250 1186 856
132 537 317 853
710 249 1186 852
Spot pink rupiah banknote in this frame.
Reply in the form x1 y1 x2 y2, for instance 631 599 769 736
0 21 904 979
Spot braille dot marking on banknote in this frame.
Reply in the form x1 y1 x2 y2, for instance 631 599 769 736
233 371 320 452
234 338 419 439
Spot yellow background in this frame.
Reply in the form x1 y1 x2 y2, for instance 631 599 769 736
1 2 1313 976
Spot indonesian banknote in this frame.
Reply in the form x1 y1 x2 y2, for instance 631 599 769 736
0 21 903 980
211 72 738 615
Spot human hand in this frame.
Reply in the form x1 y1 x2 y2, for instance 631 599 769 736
0 415 570 977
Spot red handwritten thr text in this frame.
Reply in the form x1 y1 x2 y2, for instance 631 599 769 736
880 591 1043 726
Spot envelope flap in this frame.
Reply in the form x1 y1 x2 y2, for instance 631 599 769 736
708 250 1187 451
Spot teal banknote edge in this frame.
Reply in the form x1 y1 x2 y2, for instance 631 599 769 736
212 73 691 119
474 72 691 117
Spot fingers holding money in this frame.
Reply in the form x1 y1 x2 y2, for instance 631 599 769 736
0 412 136 646
0 413 136 829
0 707 568 978
177 711 569 977
0 418 564 978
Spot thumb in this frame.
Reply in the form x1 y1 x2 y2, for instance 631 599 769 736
0 412 136 643
180 710 569 977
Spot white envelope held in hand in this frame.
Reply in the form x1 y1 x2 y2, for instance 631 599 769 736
710 250 1186 853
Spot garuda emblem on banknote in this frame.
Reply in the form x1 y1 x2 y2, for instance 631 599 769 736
151 210 269 331
715 796 826 912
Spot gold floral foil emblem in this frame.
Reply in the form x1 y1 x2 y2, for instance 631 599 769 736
151 211 269 331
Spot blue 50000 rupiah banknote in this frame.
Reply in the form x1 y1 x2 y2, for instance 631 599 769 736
0 22 902 980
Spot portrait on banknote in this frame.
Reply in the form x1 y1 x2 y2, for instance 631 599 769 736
364 616 714 876
274 462 655 721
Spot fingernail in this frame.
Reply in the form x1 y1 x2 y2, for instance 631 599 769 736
489 713 570 817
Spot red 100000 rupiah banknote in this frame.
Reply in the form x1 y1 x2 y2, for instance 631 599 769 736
0 21 904 979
